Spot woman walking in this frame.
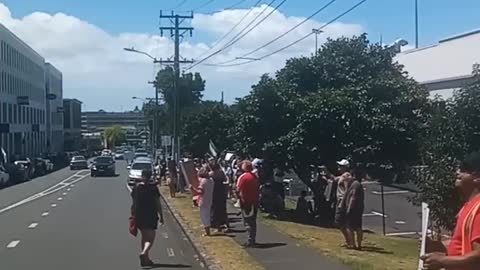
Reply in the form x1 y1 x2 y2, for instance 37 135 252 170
191 167 214 236
131 170 164 267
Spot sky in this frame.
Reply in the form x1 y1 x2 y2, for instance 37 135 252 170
1 0 479 111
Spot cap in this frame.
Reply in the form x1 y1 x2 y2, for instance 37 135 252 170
337 159 350 167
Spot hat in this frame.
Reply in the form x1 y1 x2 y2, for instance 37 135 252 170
337 159 350 167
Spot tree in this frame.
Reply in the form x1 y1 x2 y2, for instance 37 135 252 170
181 101 236 157
233 34 429 186
104 125 126 149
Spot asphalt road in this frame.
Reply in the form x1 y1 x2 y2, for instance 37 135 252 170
0 162 203 270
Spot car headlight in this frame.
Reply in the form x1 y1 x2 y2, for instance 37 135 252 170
92 165 97 170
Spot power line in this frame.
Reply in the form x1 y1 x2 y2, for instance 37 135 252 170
193 0 262 60
215 0 337 65
226 0 249 9
211 0 368 67
171 0 188 10
193 0 215 12
187 0 287 70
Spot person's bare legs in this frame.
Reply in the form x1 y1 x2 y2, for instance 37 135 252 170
140 229 156 262
356 229 363 250
204 226 211 236
340 226 353 248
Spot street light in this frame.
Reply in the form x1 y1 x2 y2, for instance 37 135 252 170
312 29 323 57
125 48 162 156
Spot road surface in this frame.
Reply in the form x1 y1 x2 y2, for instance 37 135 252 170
0 161 203 269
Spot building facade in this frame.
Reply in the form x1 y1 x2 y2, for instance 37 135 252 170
81 111 147 146
63 99 82 151
45 63 63 153
0 23 47 159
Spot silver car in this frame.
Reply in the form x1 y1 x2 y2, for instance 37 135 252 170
127 160 154 186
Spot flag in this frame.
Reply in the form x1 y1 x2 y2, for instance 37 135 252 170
209 140 218 158
1 147 7 164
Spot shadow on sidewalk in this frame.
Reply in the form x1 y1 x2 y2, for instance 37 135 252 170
151 263 191 268
358 246 393 255
254 242 287 249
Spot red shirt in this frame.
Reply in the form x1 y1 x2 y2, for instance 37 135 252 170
237 172 259 204
448 194 480 259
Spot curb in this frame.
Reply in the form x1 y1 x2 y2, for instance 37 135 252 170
159 190 222 270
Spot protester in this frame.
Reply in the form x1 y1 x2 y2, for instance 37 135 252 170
237 160 260 247
333 159 354 248
296 190 312 224
166 159 177 198
159 159 167 183
210 163 230 232
130 170 164 267
344 169 365 250
191 167 215 236
421 152 480 270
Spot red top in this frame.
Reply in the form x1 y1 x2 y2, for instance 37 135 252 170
237 172 259 204
448 194 480 260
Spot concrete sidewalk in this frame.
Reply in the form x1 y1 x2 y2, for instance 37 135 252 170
226 202 350 270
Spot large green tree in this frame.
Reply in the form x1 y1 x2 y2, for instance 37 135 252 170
181 101 236 157
104 125 126 149
234 34 429 185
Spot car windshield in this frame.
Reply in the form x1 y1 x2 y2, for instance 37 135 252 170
95 157 113 163
131 163 152 171
73 156 85 161
135 153 148 158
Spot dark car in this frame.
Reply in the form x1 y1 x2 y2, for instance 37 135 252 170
70 156 88 170
90 156 116 177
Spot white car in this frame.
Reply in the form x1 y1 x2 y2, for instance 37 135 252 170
127 160 154 186
0 165 10 187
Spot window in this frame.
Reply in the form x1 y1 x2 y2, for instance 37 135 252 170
22 107 26 124
2 103 6 122
8 103 12 124
13 104 17 124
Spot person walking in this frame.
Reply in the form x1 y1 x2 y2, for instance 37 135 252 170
130 170 164 267
421 152 480 270
345 169 365 250
237 160 260 247
191 167 215 236
333 159 354 248
166 159 177 198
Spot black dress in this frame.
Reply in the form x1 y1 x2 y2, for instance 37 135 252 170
131 184 160 230
211 170 228 228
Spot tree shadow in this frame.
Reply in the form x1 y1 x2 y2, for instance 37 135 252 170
228 217 243 223
151 263 192 268
254 242 287 249
358 246 393 254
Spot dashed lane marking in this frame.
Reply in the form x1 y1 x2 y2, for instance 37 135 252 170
62 192 67 196
67 188 71 191
51 204 57 208
7 240 20 248
395 220 406 225
41 212 49 217
162 232 169 239
28 222 38 229
0 171 88 215
167 248 175 257
57 197 63 201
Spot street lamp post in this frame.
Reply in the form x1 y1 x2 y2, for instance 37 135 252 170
312 29 323 57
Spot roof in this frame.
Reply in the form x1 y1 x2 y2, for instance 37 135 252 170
63 98 83 105
395 28 480 84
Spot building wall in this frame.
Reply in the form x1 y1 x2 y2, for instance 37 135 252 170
0 23 47 159
63 99 82 151
45 62 63 153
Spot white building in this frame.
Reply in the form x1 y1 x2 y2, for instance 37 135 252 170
396 29 480 99
0 23 47 159
45 63 64 153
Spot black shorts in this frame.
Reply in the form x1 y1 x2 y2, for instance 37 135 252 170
136 217 158 230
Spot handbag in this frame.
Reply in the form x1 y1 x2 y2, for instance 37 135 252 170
129 216 138 236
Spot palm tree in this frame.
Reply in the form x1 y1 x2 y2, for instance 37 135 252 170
104 126 126 149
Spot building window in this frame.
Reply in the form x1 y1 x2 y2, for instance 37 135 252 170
8 104 12 124
13 104 17 124
22 107 26 124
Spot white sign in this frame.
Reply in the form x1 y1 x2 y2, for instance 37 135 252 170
162 136 172 146
418 202 430 270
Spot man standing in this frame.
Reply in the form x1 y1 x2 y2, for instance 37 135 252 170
237 160 260 247
422 152 480 269
345 171 365 250
334 159 354 248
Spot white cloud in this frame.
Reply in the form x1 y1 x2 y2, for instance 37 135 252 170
0 3 364 110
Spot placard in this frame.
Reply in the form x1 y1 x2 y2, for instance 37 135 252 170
180 160 199 196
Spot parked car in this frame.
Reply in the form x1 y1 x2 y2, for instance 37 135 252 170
0 165 9 187
5 162 28 184
32 158 47 177
70 156 88 170
90 156 116 177
14 158 34 180
127 160 154 186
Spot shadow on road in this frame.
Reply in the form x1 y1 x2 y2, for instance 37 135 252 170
254 242 287 249
151 263 192 268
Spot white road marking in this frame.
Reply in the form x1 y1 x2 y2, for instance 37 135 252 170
41 212 49 217
371 190 409 195
167 248 175 257
67 188 71 191
162 232 169 239
386 232 419 236
51 204 57 208
126 183 132 193
363 211 388 218
57 197 63 201
395 220 406 225
0 171 89 215
71 184 75 187
7 240 20 248
62 192 67 195
28 222 38 229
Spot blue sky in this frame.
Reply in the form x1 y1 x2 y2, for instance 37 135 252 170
4 0 480 47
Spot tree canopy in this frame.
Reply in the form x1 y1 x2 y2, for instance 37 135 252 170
104 125 126 149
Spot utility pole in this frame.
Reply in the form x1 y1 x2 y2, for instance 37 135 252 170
312 29 323 57
158 10 194 163
147 81 160 158
415 0 419 48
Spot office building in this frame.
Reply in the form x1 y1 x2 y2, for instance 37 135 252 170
63 98 82 151
81 110 147 146
45 63 63 153
396 29 480 98
0 23 47 159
